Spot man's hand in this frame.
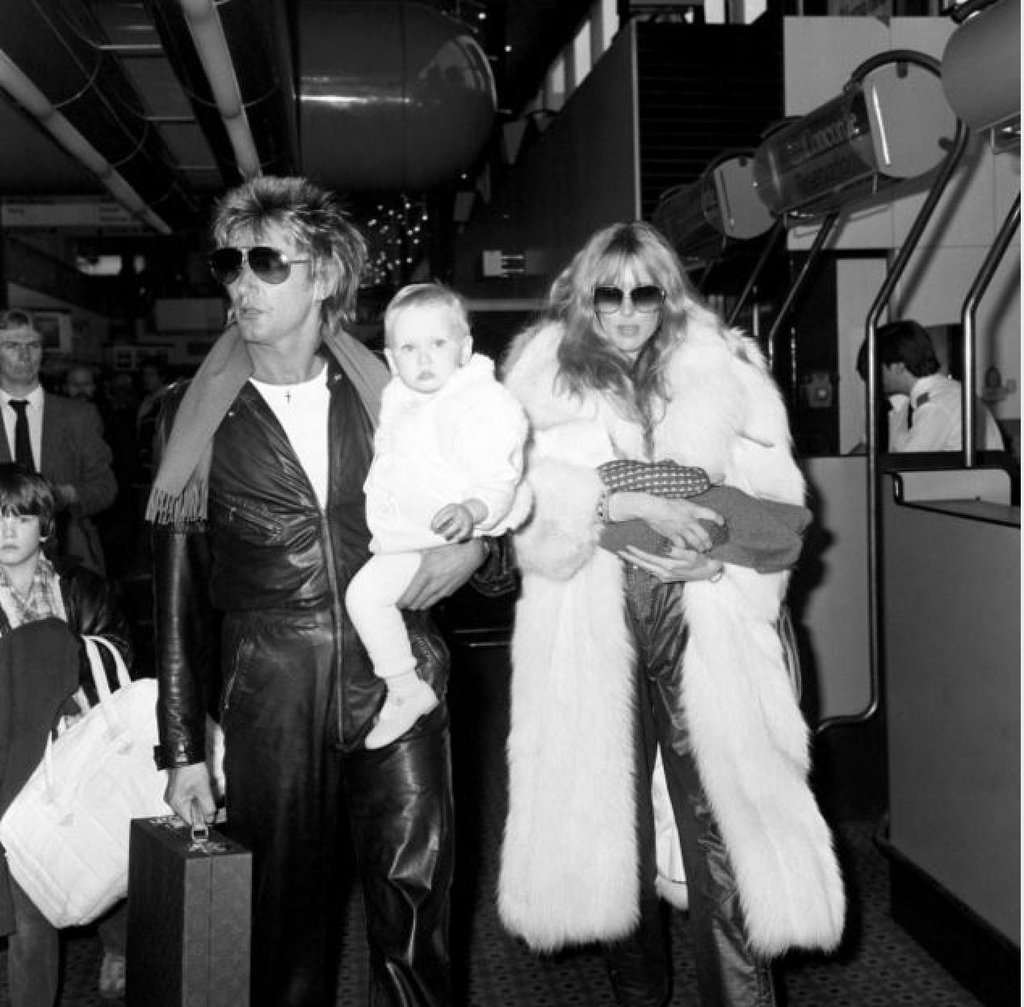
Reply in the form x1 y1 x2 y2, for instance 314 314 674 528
164 762 217 826
398 539 487 610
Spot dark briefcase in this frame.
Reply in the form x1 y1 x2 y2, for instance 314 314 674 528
126 814 252 1006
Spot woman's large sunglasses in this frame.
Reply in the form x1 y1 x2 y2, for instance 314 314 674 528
593 284 665 315
209 246 311 285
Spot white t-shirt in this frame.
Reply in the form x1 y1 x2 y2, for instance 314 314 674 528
250 366 331 508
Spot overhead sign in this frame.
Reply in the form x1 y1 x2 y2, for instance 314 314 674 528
754 92 876 218
753 55 958 218
1 199 147 231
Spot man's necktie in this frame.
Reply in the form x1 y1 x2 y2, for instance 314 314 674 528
906 402 914 429
10 399 35 471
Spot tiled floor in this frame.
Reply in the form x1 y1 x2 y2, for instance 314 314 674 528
0 645 996 1006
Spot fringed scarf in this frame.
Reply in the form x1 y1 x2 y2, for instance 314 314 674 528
145 323 388 524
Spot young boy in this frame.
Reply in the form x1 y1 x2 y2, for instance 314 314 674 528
347 283 530 749
0 464 134 1002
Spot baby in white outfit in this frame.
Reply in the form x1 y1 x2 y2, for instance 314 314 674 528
347 283 530 749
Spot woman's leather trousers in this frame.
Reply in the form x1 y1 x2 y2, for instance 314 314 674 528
603 568 777 1007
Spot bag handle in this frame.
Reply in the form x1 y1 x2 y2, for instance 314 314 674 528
81 635 132 692
41 637 134 810
190 797 210 843
80 636 132 743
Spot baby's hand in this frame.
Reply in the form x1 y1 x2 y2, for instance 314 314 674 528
431 503 476 543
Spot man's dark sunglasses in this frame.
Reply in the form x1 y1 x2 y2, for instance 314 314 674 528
593 284 666 315
209 246 311 285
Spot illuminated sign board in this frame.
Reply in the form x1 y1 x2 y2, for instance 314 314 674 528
754 91 877 217
752 56 957 219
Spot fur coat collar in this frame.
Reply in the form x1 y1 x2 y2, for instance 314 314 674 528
498 314 845 957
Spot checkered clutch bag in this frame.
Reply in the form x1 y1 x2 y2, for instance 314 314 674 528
597 460 710 498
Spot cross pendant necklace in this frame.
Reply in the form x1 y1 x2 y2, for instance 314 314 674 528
284 390 292 403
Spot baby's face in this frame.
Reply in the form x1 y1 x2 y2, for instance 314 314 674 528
385 304 470 395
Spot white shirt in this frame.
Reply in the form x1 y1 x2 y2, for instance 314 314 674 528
250 366 331 508
889 373 1004 452
0 385 44 466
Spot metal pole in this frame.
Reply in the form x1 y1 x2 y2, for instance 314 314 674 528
696 247 724 295
960 193 1020 467
763 212 840 383
816 117 970 735
727 220 785 327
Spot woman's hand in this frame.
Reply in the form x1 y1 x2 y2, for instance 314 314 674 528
619 543 724 584
611 492 723 553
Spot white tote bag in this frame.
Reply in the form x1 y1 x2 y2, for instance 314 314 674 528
0 635 169 928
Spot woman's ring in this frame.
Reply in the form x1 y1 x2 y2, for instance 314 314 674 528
710 570 724 583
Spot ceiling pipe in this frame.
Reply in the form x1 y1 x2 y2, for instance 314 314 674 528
177 0 260 178
0 0 197 231
215 0 299 177
146 0 298 186
0 48 171 234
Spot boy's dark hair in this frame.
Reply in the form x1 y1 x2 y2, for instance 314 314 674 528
0 463 56 538
856 320 942 381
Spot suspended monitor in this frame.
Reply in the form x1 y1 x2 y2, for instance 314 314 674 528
653 152 774 263
752 53 958 219
942 0 1020 149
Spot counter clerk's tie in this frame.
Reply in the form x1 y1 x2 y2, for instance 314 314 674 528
9 400 35 471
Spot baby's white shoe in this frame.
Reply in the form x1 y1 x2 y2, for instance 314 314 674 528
364 676 439 749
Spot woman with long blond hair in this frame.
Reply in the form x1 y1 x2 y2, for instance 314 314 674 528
497 221 845 1007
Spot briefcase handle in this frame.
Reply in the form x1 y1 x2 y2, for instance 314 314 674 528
190 798 210 843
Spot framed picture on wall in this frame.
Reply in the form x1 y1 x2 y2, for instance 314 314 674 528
29 310 74 354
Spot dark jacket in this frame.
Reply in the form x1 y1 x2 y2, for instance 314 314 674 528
0 392 118 574
152 358 448 771
0 561 134 934
0 560 134 703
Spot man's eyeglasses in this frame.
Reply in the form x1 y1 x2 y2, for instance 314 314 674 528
209 246 311 286
593 285 666 315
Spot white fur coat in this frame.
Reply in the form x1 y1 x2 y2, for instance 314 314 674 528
497 311 845 957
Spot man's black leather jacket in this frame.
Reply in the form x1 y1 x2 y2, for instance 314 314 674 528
151 358 448 770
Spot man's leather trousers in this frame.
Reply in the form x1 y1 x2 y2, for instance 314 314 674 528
221 615 454 1007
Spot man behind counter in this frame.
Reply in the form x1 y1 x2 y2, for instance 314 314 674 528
855 319 1005 453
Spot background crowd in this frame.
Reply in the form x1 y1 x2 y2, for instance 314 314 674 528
37 356 178 582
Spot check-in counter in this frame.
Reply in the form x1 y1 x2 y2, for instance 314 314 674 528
880 467 1020 1003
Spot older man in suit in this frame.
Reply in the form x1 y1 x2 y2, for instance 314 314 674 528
0 309 116 573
